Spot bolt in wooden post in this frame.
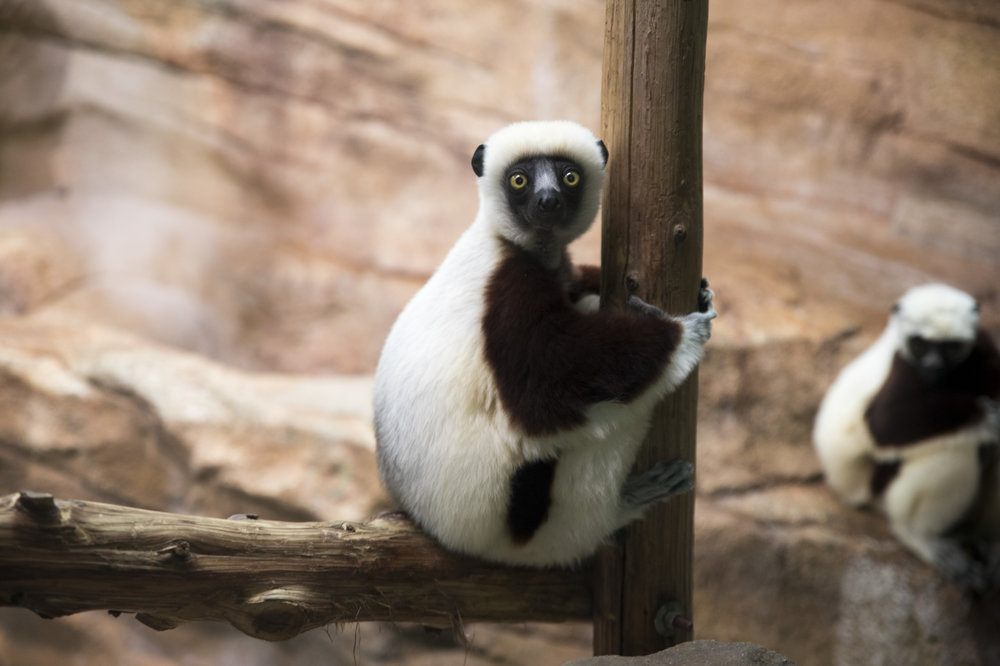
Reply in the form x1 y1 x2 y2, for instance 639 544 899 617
594 0 709 656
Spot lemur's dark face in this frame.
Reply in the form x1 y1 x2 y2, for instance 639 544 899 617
905 335 973 383
502 156 586 234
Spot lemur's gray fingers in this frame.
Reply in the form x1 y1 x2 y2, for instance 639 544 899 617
627 294 666 318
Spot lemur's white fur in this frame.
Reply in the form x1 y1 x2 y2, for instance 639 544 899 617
374 121 711 565
814 284 999 577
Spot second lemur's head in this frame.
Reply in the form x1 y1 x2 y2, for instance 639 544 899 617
891 283 980 382
471 121 608 267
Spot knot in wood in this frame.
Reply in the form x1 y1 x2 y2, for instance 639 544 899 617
251 604 309 641
625 272 641 293
156 540 192 564
673 224 688 243
239 588 313 641
15 491 61 523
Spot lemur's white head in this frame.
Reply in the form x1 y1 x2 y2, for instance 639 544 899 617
891 283 980 381
471 121 608 266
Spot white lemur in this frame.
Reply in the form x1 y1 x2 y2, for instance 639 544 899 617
374 120 715 566
814 283 1000 592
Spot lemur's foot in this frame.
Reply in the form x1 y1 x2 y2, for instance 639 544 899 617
933 540 992 596
621 459 694 509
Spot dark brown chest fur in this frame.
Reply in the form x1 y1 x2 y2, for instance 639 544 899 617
865 330 1000 447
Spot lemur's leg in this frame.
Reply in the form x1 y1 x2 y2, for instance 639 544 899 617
884 448 988 592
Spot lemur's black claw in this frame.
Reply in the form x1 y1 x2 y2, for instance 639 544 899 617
697 278 715 315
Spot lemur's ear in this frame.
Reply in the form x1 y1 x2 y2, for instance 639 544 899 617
472 144 486 177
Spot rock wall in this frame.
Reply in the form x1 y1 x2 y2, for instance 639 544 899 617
1 0 999 664
0 0 605 372
703 0 1000 346
1 0 997 372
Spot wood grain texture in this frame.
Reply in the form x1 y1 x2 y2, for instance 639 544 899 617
596 0 709 656
0 492 592 641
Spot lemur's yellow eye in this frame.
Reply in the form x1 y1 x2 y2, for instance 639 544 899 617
563 170 580 187
509 173 528 189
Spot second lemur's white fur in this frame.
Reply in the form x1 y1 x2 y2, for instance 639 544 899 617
814 283 1000 586
374 121 713 565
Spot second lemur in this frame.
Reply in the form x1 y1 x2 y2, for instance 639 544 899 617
814 283 1000 592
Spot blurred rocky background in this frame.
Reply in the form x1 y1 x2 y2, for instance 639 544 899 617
1 0 998 664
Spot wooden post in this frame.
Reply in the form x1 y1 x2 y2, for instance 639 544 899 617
594 0 709 656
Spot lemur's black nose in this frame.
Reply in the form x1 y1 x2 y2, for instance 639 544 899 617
538 193 561 211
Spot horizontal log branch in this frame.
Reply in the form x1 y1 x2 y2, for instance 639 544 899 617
0 491 592 641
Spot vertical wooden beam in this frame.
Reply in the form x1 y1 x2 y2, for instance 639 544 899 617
594 0 709 656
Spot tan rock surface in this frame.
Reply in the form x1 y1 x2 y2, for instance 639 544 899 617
0 312 379 519
2 0 997 372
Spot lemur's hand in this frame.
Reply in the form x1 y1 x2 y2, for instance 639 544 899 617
682 278 716 344
627 278 717 318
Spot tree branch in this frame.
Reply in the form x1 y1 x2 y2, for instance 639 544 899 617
0 491 592 641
